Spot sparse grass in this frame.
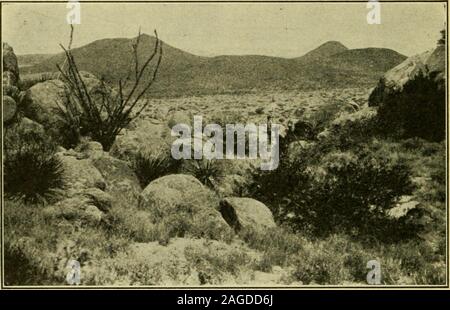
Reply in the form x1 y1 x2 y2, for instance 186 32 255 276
4 199 129 285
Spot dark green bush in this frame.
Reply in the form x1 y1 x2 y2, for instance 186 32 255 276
250 147 415 240
132 151 181 188
182 159 223 189
4 126 65 204
377 71 445 142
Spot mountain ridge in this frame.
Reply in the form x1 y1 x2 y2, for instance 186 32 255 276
19 34 407 96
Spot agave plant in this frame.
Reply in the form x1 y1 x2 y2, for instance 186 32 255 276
133 151 181 188
183 159 223 189
4 128 65 204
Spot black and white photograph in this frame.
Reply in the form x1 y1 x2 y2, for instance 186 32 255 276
1 1 447 288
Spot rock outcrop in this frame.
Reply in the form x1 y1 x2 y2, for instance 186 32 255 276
3 43 20 124
57 151 106 196
369 45 445 107
3 95 17 123
219 197 276 233
3 43 19 87
23 71 105 140
110 118 173 162
139 174 232 240
91 151 142 203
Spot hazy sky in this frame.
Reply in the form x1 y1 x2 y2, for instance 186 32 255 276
2 2 446 57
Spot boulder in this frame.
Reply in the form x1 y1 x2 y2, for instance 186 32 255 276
3 43 19 86
139 174 208 212
91 153 141 203
219 197 276 233
110 118 172 162
81 187 113 213
56 152 106 196
3 84 20 98
369 46 445 106
3 95 17 123
43 195 105 225
3 71 17 88
14 116 45 134
24 79 66 126
139 174 232 240
75 140 104 158
23 72 105 137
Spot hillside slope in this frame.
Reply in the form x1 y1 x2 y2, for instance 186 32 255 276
20 35 406 96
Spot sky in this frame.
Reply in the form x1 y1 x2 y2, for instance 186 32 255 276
2 2 447 58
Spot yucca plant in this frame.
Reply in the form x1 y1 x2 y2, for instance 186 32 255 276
133 151 181 188
4 128 65 204
183 159 223 189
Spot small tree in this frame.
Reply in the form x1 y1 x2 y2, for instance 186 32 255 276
56 26 163 150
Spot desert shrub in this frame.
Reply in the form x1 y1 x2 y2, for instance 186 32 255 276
239 226 304 267
4 126 65 204
410 263 446 285
57 30 163 150
184 241 252 284
324 107 379 150
401 137 426 151
291 236 353 284
156 201 234 243
377 71 445 142
305 152 413 239
182 159 223 189
133 151 181 188
108 205 162 242
250 146 415 240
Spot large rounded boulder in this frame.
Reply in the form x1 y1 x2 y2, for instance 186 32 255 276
23 72 105 142
219 197 276 233
91 153 142 203
56 152 106 196
138 174 232 240
3 95 17 124
110 118 173 162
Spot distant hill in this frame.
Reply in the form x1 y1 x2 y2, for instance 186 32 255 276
17 54 53 68
19 35 407 96
297 41 348 61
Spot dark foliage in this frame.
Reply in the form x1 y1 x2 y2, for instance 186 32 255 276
376 71 445 142
57 29 163 150
183 159 223 189
4 128 65 204
249 127 416 240
133 151 181 188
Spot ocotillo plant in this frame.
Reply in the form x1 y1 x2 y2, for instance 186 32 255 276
56 27 163 150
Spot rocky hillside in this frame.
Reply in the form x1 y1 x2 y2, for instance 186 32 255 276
369 45 445 106
368 43 445 141
3 39 446 286
20 35 406 96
